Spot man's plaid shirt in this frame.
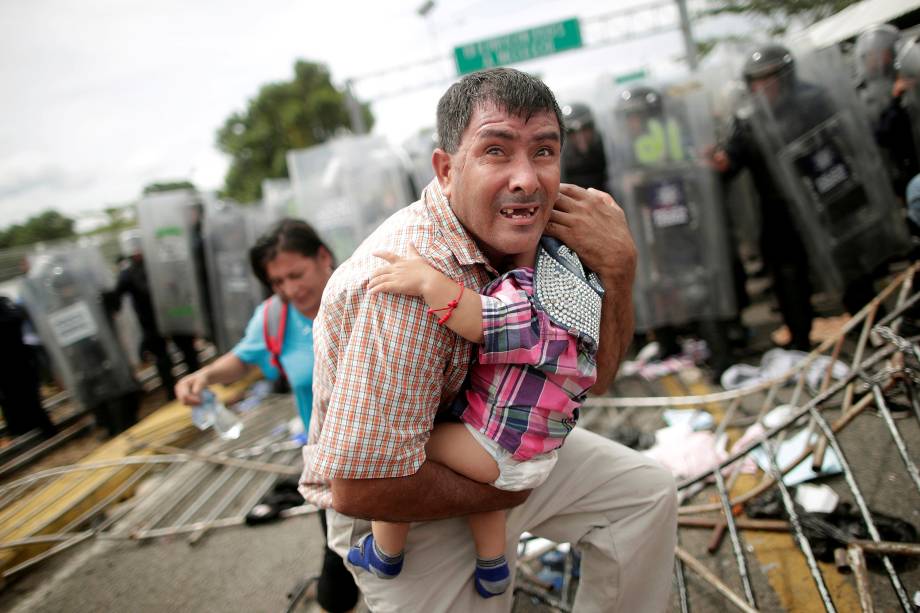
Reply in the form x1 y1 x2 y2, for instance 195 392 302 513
299 181 493 507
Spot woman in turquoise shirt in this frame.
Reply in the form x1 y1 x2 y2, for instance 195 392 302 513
175 218 358 613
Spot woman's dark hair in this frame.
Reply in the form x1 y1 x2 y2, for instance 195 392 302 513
249 218 332 289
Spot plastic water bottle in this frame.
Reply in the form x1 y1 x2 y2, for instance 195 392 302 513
191 399 214 430
195 390 243 440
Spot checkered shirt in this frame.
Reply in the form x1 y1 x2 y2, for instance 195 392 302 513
298 181 493 508
456 267 597 461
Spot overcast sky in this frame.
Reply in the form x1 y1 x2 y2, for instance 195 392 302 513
1 0 753 229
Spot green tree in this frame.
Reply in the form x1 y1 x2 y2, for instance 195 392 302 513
80 205 136 236
704 0 861 35
216 60 373 203
143 180 196 195
0 210 76 248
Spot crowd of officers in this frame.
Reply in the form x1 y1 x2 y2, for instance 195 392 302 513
1 195 214 442
562 27 920 373
4 25 920 441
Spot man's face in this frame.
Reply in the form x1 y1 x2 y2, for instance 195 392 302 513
865 49 893 78
569 127 593 154
749 74 781 105
435 103 561 268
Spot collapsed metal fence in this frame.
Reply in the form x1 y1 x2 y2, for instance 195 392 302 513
564 262 920 613
0 267 918 612
0 394 307 584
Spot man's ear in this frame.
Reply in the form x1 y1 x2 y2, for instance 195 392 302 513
432 148 453 199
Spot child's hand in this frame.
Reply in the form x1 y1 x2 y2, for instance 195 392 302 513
369 243 437 297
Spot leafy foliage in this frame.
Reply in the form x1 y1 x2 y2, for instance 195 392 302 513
81 206 137 236
216 60 373 203
143 180 196 195
703 0 862 35
0 210 76 248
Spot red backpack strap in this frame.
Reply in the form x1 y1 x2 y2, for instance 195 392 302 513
262 295 289 381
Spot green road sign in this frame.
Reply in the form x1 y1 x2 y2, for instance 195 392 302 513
614 68 649 84
454 18 583 76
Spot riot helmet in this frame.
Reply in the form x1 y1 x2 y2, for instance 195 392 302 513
895 35 920 79
617 86 663 116
38 254 80 302
118 229 143 258
855 24 900 83
742 43 795 87
561 103 594 132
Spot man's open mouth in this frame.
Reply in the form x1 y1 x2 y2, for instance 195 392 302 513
499 206 538 219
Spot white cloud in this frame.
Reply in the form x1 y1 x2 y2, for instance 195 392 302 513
1 0 757 227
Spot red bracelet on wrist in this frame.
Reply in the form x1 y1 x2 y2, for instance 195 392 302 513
427 280 464 325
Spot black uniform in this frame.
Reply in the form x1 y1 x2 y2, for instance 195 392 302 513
561 132 609 192
723 81 881 348
721 83 831 350
875 93 920 200
108 257 200 399
0 297 56 438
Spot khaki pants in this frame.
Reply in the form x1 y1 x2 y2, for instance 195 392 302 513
328 427 678 613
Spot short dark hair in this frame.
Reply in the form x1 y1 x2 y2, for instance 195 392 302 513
249 218 332 288
436 68 564 153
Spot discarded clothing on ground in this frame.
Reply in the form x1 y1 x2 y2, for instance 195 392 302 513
643 424 728 480
619 339 709 381
720 348 848 392
662 409 715 431
746 423 843 485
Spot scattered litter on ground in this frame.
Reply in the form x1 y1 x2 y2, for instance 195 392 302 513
794 483 839 513
749 426 842 485
662 409 714 431
620 339 710 381
720 348 848 392
233 380 274 412
644 424 727 480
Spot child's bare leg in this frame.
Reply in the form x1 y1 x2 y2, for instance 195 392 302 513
346 520 407 579
426 423 511 598
373 520 409 557
425 422 500 483
468 510 506 558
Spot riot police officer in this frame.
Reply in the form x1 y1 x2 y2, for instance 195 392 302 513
712 43 909 348
857 24 919 200
107 231 200 400
22 250 140 437
0 295 56 439
610 83 738 368
855 24 901 124
561 102 609 192
711 44 819 351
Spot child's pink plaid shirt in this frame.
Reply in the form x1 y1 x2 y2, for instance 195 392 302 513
455 267 597 461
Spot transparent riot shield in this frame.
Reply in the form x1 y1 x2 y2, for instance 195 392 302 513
136 189 210 337
853 24 900 127
20 248 137 410
748 44 910 291
202 199 266 353
895 37 920 178
261 178 295 219
402 128 437 195
602 81 736 332
699 57 763 283
287 135 416 262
